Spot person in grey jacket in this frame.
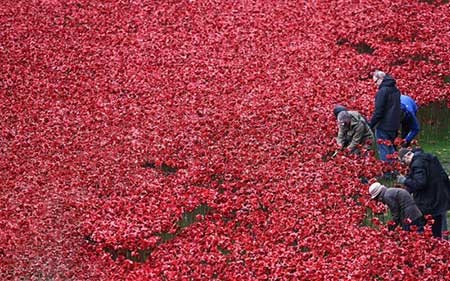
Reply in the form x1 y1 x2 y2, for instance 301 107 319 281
336 110 374 154
369 182 425 231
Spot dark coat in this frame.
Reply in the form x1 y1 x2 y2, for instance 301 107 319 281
379 188 423 227
404 151 450 215
369 75 401 131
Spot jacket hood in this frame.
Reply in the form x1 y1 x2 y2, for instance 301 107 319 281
379 74 396 88
333 105 348 118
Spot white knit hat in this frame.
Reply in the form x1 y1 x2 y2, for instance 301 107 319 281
369 182 384 199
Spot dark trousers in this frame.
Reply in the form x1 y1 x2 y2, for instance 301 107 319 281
405 215 443 238
402 216 425 232
375 129 397 161
442 211 448 240
431 214 443 238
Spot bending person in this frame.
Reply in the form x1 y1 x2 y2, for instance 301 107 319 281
400 94 420 147
397 148 450 238
336 110 374 154
369 182 425 231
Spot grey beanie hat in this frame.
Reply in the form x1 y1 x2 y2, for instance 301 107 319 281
333 105 348 118
337 111 351 123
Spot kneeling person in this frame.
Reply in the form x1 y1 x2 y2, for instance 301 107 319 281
369 182 425 231
336 110 374 154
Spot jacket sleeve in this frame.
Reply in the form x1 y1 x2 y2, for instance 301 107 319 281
404 113 420 143
390 203 401 226
347 121 365 151
369 89 387 129
336 126 345 146
385 196 401 227
404 163 428 193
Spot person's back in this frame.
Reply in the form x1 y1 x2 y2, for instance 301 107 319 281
369 183 424 231
348 111 373 142
401 95 418 115
380 188 423 226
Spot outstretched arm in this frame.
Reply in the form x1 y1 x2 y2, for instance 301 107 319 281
404 114 420 143
347 122 365 151
336 125 346 147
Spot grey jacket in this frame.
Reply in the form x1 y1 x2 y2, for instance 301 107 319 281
336 111 374 152
379 188 423 226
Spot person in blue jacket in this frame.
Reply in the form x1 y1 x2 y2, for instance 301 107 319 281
400 95 420 147
369 70 401 161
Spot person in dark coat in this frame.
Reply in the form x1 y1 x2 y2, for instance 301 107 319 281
369 70 401 161
400 95 420 147
369 182 425 231
397 148 450 238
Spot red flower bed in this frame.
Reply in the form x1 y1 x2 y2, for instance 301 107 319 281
1 0 449 280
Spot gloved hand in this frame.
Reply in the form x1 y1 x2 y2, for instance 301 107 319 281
397 175 406 184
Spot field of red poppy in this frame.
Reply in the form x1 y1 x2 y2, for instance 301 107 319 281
1 0 449 280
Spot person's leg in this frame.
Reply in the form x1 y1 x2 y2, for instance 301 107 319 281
375 129 397 161
402 224 410 231
431 214 443 238
386 130 398 153
412 216 426 233
441 211 448 240
375 129 388 161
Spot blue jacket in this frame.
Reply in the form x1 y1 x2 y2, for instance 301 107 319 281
369 75 401 131
400 95 420 142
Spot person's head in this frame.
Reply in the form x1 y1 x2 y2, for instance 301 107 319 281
337 111 351 127
398 148 414 165
333 105 347 118
369 182 386 200
372 70 386 86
